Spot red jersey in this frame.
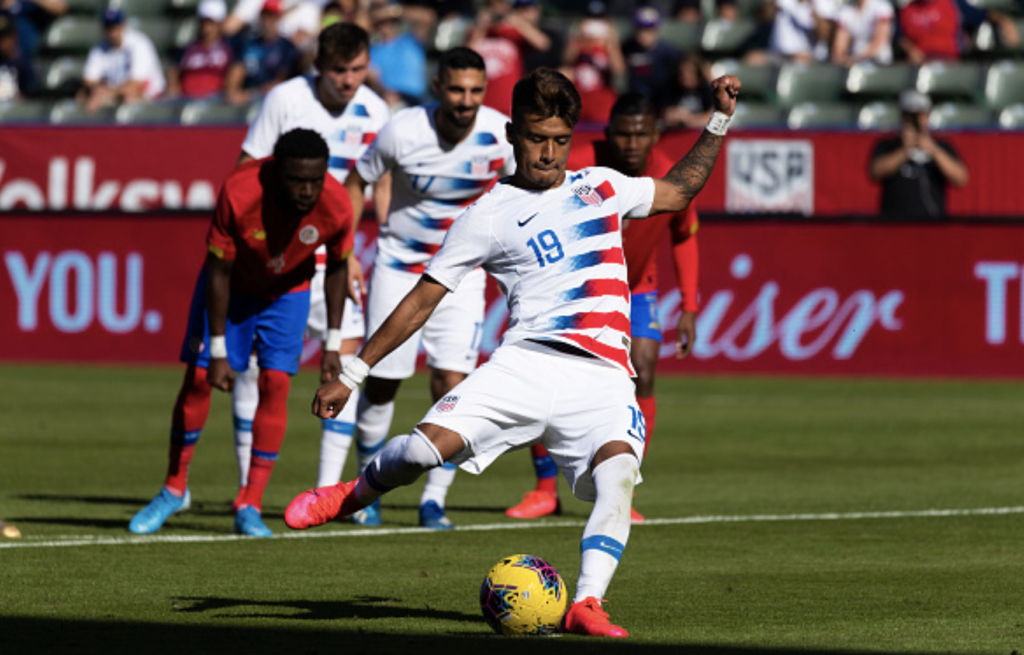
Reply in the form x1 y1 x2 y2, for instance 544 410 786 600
567 140 700 311
179 39 234 98
207 158 355 300
898 0 962 60
477 24 527 117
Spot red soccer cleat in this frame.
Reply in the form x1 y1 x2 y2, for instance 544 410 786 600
630 507 645 523
563 597 629 637
284 480 359 530
505 490 561 519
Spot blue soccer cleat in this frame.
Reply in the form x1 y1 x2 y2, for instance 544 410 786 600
419 500 454 530
234 505 272 538
129 487 191 534
349 498 381 526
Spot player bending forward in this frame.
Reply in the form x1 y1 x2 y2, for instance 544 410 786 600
286 68 740 636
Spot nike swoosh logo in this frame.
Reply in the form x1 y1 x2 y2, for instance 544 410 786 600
517 212 539 227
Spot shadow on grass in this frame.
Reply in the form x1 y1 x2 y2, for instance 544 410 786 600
170 594 478 623
0 615 920 655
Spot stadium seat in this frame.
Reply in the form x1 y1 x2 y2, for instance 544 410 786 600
0 100 54 124
109 0 171 17
710 59 779 102
915 62 983 102
660 21 704 52
984 60 1024 109
64 0 106 15
928 102 995 129
180 99 248 125
787 102 857 129
42 56 86 96
43 16 103 54
775 62 846 106
857 101 901 130
975 19 1024 54
170 0 202 11
845 62 915 98
246 98 263 124
729 102 786 129
998 103 1024 129
700 18 756 56
132 18 179 54
115 100 185 125
49 98 116 124
175 18 198 50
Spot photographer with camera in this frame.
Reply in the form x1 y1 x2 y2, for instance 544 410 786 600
868 90 968 218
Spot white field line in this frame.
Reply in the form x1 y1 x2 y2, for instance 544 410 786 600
2 506 1023 550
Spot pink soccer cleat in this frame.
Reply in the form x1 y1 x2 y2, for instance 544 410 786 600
563 597 629 638
630 507 645 523
505 490 561 519
284 480 358 529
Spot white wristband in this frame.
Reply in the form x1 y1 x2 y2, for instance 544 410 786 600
325 328 343 353
209 335 227 359
337 357 370 390
705 111 732 136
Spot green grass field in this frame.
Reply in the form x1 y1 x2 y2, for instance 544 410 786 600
2 364 1023 655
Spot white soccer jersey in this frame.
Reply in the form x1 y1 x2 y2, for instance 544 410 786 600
837 0 894 64
355 103 515 274
425 167 655 375
242 77 390 183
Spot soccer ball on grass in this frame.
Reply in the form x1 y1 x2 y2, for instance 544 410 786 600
479 554 567 636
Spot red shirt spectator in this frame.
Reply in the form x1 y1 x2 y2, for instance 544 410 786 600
168 0 235 98
898 0 962 62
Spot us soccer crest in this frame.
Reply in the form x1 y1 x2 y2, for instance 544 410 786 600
436 395 460 412
470 156 490 176
572 183 603 206
344 128 363 147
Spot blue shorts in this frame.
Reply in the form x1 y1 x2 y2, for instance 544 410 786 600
630 291 662 343
179 269 310 375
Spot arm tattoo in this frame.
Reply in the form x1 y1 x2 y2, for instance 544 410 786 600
662 131 725 206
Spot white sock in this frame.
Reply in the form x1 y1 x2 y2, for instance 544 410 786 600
232 354 259 488
419 462 457 508
354 393 394 473
574 453 639 603
316 355 360 487
354 430 443 504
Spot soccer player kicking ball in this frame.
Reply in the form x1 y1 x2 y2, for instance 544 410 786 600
129 129 356 538
507 92 701 523
287 68 740 636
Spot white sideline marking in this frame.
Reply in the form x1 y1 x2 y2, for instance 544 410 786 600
3 506 1023 550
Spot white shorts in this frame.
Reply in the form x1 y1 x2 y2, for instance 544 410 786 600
365 264 486 379
422 340 645 502
306 268 365 342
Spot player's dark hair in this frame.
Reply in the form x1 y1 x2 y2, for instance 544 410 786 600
316 22 369 66
511 67 581 129
609 92 656 121
437 46 486 81
273 128 329 163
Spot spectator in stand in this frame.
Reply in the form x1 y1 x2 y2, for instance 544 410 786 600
518 0 563 72
225 0 300 107
368 1 426 110
223 0 324 51
166 0 235 99
896 0 963 62
400 0 475 46
0 0 66 66
660 52 714 130
673 0 738 22
622 6 680 105
467 0 551 116
562 0 625 124
869 90 968 219
77 8 166 113
831 0 894 65
770 0 839 62
0 13 34 100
